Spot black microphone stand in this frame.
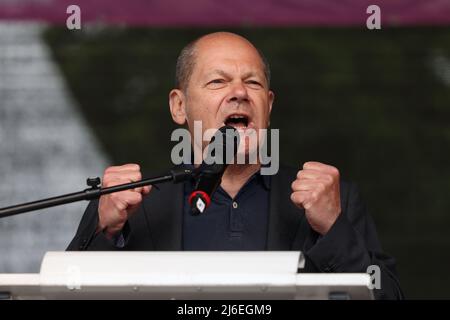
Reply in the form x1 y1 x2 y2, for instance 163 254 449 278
0 167 193 219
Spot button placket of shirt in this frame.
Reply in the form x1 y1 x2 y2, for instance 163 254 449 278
229 199 244 234
229 176 263 234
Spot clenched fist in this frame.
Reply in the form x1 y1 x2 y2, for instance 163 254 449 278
97 163 152 239
290 161 341 235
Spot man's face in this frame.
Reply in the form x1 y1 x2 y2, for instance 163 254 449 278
171 35 274 158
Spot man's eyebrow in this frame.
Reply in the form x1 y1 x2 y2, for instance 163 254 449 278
206 69 263 79
206 69 229 78
242 71 263 79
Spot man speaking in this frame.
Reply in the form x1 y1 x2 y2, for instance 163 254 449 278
67 32 403 299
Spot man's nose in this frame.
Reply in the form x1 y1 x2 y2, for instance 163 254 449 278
227 81 249 103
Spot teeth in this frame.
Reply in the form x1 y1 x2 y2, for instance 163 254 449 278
225 114 250 129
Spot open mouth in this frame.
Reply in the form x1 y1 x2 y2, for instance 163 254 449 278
224 114 250 129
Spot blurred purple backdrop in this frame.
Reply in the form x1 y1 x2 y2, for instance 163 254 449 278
1 0 449 26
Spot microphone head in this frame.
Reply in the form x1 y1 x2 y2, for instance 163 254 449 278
208 125 240 165
217 125 239 146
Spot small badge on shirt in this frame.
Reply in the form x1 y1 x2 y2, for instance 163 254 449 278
195 198 206 213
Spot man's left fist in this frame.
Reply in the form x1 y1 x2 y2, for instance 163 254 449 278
290 161 341 235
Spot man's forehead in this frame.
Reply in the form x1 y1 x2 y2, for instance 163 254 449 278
177 32 270 88
194 41 265 77
204 68 264 78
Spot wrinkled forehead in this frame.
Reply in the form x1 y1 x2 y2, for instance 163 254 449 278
193 37 266 79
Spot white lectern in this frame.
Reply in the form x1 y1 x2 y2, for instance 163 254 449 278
0 252 374 300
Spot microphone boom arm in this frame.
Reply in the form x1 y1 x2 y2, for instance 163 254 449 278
0 167 193 219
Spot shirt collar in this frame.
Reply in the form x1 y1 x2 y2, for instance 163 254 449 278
181 163 271 191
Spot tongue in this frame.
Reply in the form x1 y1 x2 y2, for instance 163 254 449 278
226 120 247 128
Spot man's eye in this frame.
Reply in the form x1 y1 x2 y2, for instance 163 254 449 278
208 79 225 84
246 80 262 87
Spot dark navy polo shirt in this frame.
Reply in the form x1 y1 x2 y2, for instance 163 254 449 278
182 171 271 250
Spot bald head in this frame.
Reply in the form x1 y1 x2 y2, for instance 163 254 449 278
175 32 270 90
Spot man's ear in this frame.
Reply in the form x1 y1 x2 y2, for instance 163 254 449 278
268 90 275 115
169 89 187 125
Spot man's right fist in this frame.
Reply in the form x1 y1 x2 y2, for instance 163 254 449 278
97 163 152 239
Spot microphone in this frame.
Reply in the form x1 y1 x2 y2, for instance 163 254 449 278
188 125 240 215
